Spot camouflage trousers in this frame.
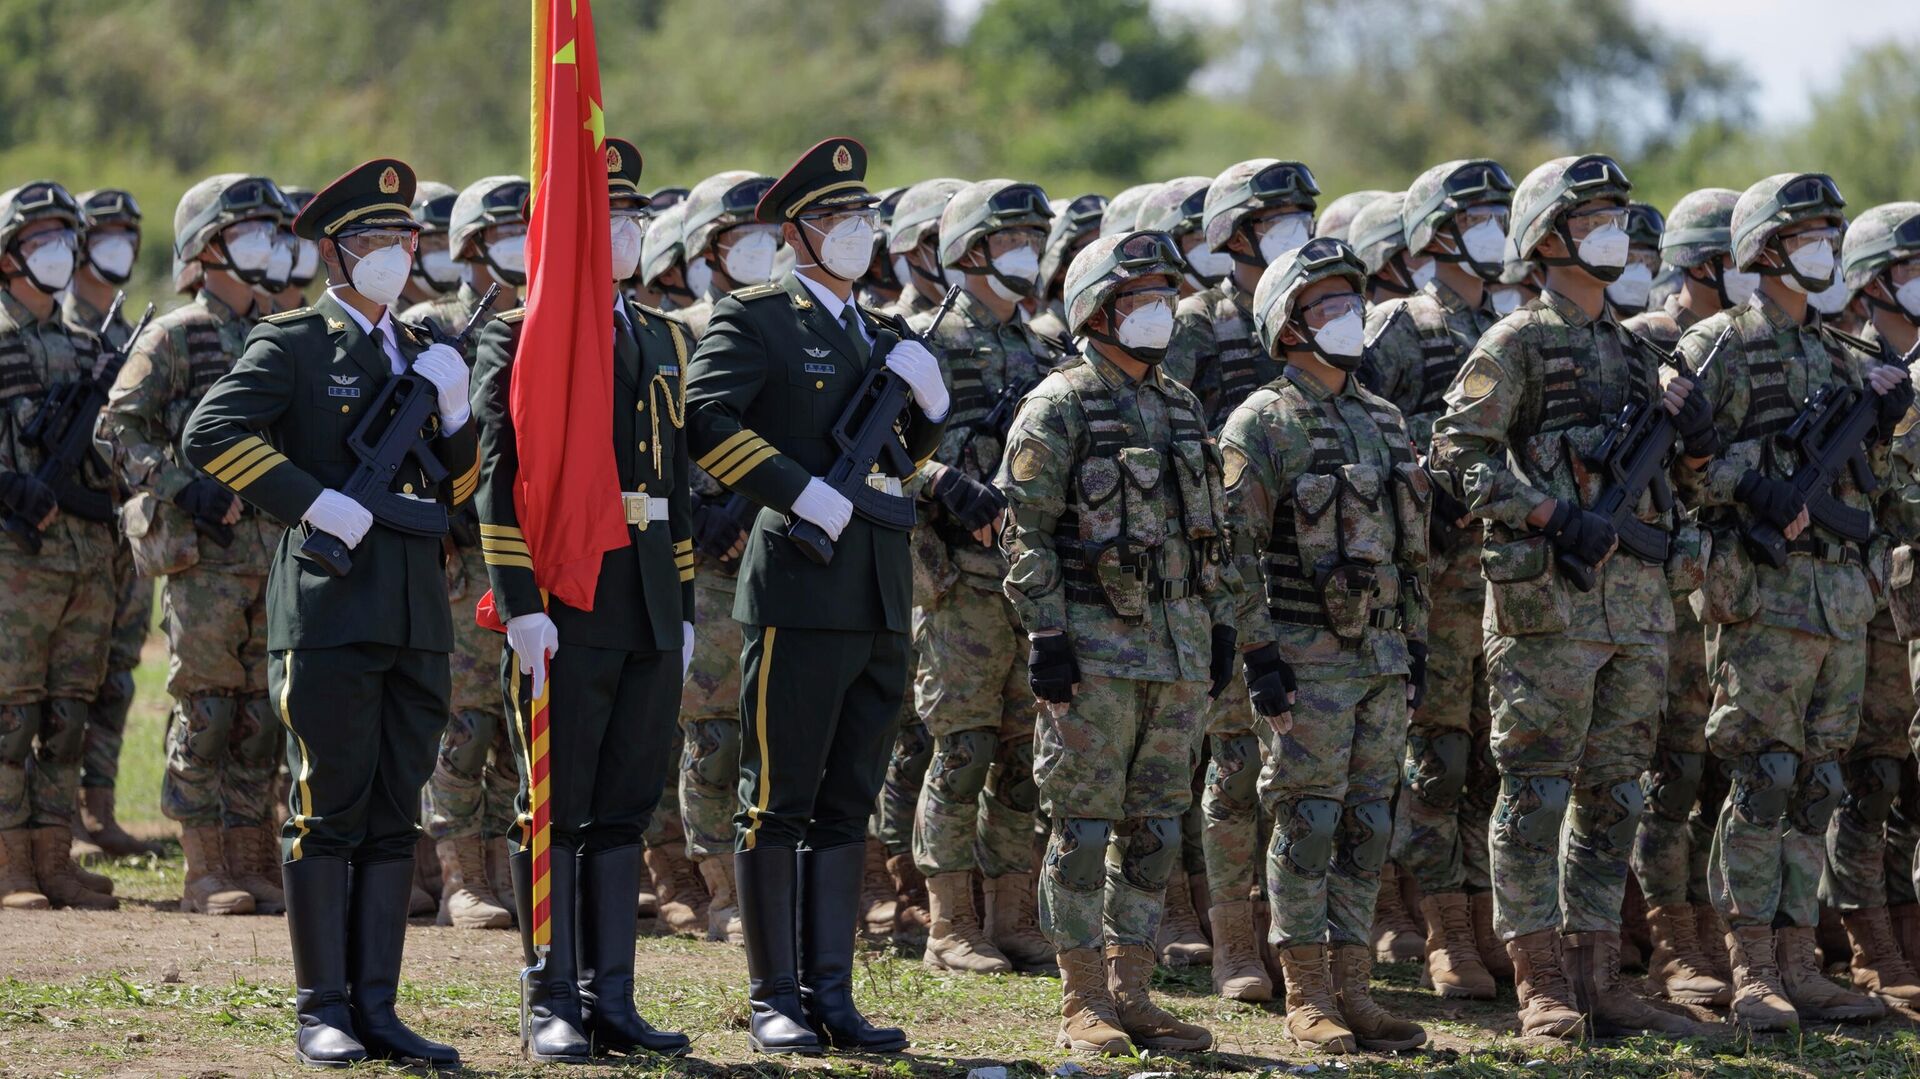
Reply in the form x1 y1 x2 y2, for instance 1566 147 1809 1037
423 709 519 840
1705 619 1862 930
84 564 152 791
679 579 743 861
912 582 1038 878
1037 673 1209 952
1633 596 1723 909
873 709 930 856
1201 677 1271 905
1261 673 1407 947
1486 633 1665 941
159 566 276 829
0 543 118 827
1392 562 1494 897
1822 613 1915 911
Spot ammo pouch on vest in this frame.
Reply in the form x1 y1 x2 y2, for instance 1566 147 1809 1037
121 490 200 577
1294 464 1403 640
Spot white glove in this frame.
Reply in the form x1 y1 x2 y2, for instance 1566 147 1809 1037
885 339 949 421
413 343 472 432
301 489 373 550
506 612 560 699
790 477 852 540
681 621 695 680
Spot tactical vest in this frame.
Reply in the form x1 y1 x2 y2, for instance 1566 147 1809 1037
1407 300 1476 423
1049 359 1227 622
0 315 102 475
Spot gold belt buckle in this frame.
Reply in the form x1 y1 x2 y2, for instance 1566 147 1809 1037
623 492 650 530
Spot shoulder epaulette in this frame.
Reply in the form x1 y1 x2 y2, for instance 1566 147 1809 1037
634 302 686 329
496 307 528 325
731 283 784 302
261 306 318 326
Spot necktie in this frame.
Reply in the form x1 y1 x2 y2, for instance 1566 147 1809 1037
839 304 870 365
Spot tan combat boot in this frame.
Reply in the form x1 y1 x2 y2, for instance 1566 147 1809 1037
1108 942 1212 1050
922 871 1012 973
0 828 48 909
226 825 286 915
861 838 896 935
32 826 116 910
1696 903 1732 979
435 837 511 929
1419 892 1494 999
1056 948 1131 1055
1843 907 1920 1008
983 871 1056 971
81 787 159 858
1277 944 1356 1053
1646 903 1732 1006
1726 924 1798 1031
1331 943 1427 1050
69 810 103 862
1471 891 1513 980
1506 929 1582 1038
888 853 930 940
1208 900 1273 1001
1563 930 1706 1035
1371 863 1425 963
179 826 253 915
485 836 516 922
644 839 709 936
1777 924 1886 1021
1154 869 1212 967
698 854 744 944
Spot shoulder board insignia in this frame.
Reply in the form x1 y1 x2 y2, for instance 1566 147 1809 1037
1460 368 1497 399
635 302 686 327
497 308 528 324
732 283 783 302
261 306 317 326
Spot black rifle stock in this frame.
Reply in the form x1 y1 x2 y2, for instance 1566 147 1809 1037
1743 357 1903 568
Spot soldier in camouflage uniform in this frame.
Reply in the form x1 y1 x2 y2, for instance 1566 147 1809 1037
1030 194 1107 343
1821 201 1920 1009
1224 236 1430 1053
1432 154 1712 1038
911 179 1065 975
639 201 696 313
399 181 459 311
0 181 123 912
859 186 907 312
1346 192 1428 306
98 175 295 918
1363 159 1514 999
1099 184 1159 240
998 230 1234 1055
1137 177 1214 305
1677 173 1909 1030
1622 187 1746 1007
675 170 779 338
1315 190 1386 245
1488 256 1542 320
1606 203 1665 319
881 178 963 327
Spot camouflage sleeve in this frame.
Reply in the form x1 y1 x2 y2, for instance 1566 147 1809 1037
1430 321 1546 530
1401 422 1432 646
1671 318 1747 508
1885 410 1920 546
1166 297 1214 408
1219 401 1278 645
1360 301 1417 409
994 390 1077 634
98 317 196 499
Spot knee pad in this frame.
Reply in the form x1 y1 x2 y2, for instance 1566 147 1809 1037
1205 733 1261 816
1116 816 1182 891
1276 797 1342 878
928 728 997 803
1841 755 1903 828
0 704 41 764
1336 798 1393 876
683 718 740 791
441 709 497 776
893 721 931 770
1405 728 1470 809
986 738 1039 815
1495 773 1571 854
97 669 135 710
41 699 89 762
231 695 283 767
1789 758 1845 836
1049 818 1113 892
1643 749 1706 823
1732 750 1799 827
179 695 239 764
1570 778 1645 856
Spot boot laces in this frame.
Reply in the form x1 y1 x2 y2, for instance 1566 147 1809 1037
1862 912 1920 981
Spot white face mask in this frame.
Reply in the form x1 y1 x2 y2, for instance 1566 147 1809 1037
1115 298 1175 354
1312 309 1365 361
984 244 1041 302
609 218 645 281
1809 277 1850 315
685 256 714 298
417 248 457 290
1407 256 1437 290
292 239 319 283
224 227 275 275
1186 243 1232 280
1784 239 1837 294
22 238 74 293
489 234 527 275
266 240 294 287
1722 267 1759 306
88 235 136 281
721 229 777 285
1257 214 1312 264
343 242 412 307
1894 278 1920 320
1576 223 1630 271
1490 286 1525 316
1460 220 1506 266
892 255 914 291
1606 262 1654 309
808 217 874 281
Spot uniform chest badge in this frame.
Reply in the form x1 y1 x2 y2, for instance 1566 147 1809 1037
1010 440 1052 482
804 362 835 375
1460 369 1497 399
326 318 347 334
804 347 831 358
793 295 814 311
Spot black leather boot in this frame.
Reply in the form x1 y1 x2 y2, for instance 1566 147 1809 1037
800 842 909 1052
579 845 691 1056
509 847 592 1062
737 846 823 1054
346 859 461 1068
283 857 367 1068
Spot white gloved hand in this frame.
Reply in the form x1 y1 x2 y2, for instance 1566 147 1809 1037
301 489 374 550
790 477 852 540
681 621 695 680
412 343 472 432
506 612 560 699
885 339 949 421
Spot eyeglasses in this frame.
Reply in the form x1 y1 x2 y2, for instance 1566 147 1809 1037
17 226 76 256
1113 229 1184 270
1298 290 1364 327
1112 284 1176 313
1445 162 1513 200
1779 174 1844 213
1249 162 1319 204
1564 205 1629 239
1781 225 1841 252
339 229 419 253
986 184 1051 223
81 189 141 222
721 177 775 217
1565 156 1630 192
1456 205 1508 231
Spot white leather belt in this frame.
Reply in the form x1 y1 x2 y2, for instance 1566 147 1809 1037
623 492 671 530
865 474 903 497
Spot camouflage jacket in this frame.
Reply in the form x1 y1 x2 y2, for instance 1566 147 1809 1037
882 281 943 331
61 289 133 351
1360 278 1496 449
1432 287 1676 644
1677 291 1891 640
398 282 494 345
1620 293 1702 353
1168 277 1281 430
995 349 1236 684
1222 365 1428 679
0 289 116 572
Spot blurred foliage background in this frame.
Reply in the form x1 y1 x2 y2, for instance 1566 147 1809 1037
2 0 1916 307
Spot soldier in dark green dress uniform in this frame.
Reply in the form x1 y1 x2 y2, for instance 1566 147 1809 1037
474 138 695 1064
683 137 948 1056
182 158 475 1070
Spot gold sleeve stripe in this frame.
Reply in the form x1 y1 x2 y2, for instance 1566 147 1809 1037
203 435 269 477
485 552 534 569
210 442 277 483
715 445 780 486
479 523 525 539
707 435 775 481
452 474 479 501
226 450 292 492
482 538 530 556
449 458 480 496
678 567 695 582
673 538 693 551
696 429 758 471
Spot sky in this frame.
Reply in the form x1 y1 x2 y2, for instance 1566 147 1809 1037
946 0 1920 128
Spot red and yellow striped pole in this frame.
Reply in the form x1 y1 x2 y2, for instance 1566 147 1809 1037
527 670 553 953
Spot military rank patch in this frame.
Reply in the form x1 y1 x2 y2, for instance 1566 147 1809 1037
1460 368 1497 399
1897 405 1919 438
327 386 361 399
803 362 835 375
1009 440 1051 482
1222 446 1249 489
